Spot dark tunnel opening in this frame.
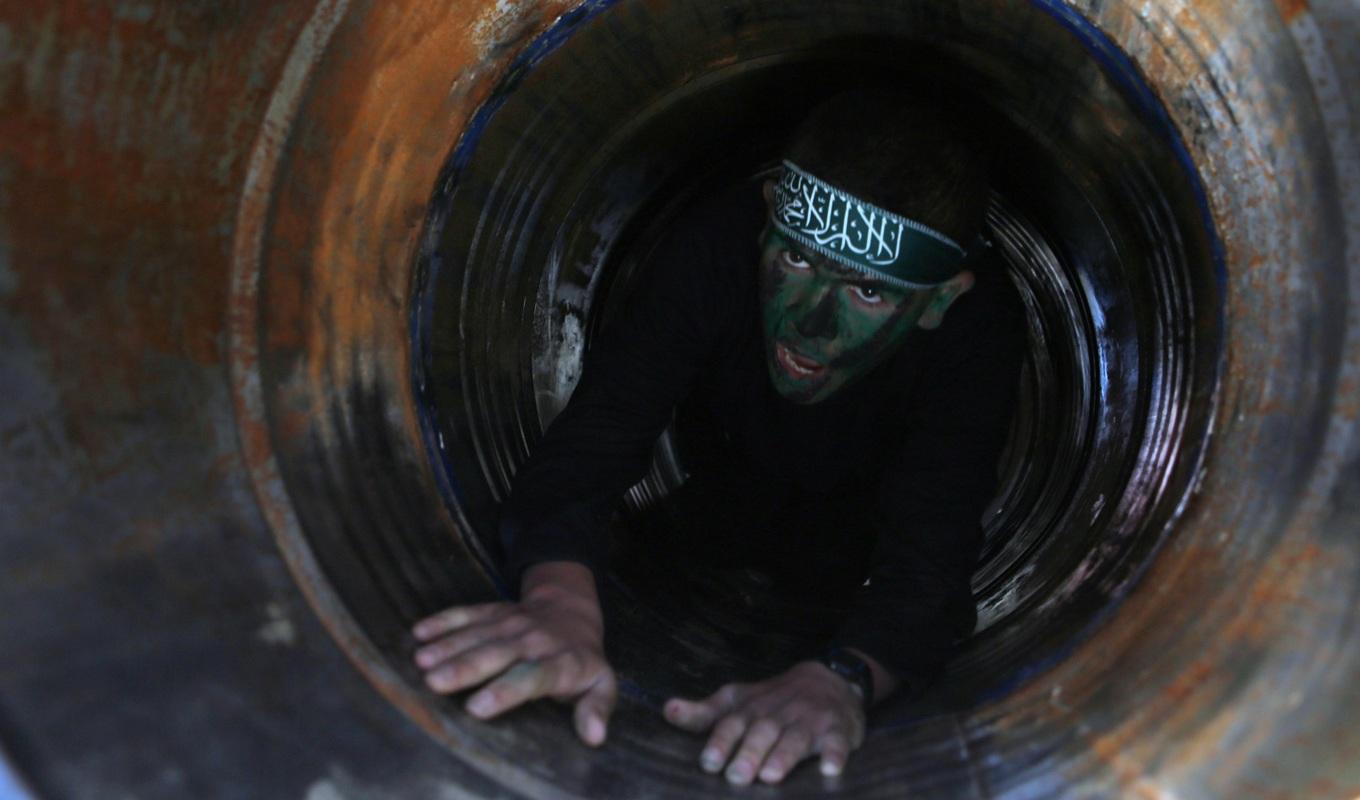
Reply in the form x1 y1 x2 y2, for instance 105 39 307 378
399 0 1220 789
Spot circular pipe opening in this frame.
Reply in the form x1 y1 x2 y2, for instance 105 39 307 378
232 0 1360 796
402 0 1217 791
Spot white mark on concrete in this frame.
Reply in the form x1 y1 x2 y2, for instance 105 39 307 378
553 311 585 400
471 0 533 52
304 778 346 800
304 766 490 800
257 602 296 646
1049 684 1072 712
976 562 1035 630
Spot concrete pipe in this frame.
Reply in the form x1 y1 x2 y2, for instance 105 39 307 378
1 0 1356 797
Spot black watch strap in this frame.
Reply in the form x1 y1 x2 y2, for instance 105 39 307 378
817 647 874 708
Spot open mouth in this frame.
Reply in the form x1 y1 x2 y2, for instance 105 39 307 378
774 341 825 378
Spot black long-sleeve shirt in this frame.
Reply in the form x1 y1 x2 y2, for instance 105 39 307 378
500 180 1025 696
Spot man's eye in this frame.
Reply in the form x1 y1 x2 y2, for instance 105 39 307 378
780 250 812 270
852 285 883 304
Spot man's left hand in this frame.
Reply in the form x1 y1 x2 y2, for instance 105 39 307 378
662 661 866 785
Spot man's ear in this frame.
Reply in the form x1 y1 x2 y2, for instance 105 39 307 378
762 179 777 215
916 270 975 330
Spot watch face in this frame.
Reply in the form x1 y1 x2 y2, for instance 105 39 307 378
821 650 873 705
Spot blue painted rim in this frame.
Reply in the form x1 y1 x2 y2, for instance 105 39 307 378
412 0 624 601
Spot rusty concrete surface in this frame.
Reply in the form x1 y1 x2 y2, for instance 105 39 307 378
1 0 1356 797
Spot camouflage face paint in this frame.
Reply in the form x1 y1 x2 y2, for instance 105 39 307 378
757 228 935 404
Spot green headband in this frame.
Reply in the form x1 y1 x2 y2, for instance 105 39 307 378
771 160 967 289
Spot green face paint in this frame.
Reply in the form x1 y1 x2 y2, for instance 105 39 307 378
758 229 936 404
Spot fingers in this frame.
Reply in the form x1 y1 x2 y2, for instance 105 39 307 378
413 614 531 670
412 603 510 641
417 610 617 733
462 648 606 720
412 599 620 753
668 670 865 785
668 683 782 783
663 699 715 733
465 660 551 718
422 640 520 694
722 718 781 786
573 674 618 747
699 715 749 775
696 714 854 785
715 719 853 784
816 729 852 778
663 684 742 733
758 727 814 784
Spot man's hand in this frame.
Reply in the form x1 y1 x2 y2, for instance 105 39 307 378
662 660 868 785
411 562 617 747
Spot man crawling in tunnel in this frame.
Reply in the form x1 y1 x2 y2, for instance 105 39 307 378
410 90 1025 785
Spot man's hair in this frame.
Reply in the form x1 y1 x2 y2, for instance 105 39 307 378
782 90 993 246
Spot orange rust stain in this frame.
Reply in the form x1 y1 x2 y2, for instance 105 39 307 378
1240 541 1327 641
0 2 314 467
1274 0 1309 25
251 0 577 432
274 403 313 446
1089 728 1150 792
1006 513 1346 786
228 0 590 754
1159 658 1216 706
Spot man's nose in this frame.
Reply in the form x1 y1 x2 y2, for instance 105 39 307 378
793 285 838 340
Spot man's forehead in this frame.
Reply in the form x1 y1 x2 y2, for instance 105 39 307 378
821 257 876 283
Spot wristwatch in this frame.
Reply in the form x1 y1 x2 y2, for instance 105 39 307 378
817 647 874 708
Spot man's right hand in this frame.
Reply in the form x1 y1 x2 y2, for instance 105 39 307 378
411 561 617 747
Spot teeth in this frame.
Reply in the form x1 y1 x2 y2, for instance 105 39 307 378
779 344 817 376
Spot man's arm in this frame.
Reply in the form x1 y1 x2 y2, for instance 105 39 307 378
832 270 1026 695
412 189 756 743
499 197 749 582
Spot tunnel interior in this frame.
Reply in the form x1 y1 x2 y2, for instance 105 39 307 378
357 0 1229 790
228 0 1245 794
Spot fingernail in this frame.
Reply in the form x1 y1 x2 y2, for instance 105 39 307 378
725 763 751 785
587 716 605 744
760 764 783 783
820 760 842 777
466 694 492 717
700 749 723 772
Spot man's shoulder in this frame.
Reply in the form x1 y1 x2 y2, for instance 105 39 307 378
935 247 1024 346
879 246 1024 390
614 180 765 348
